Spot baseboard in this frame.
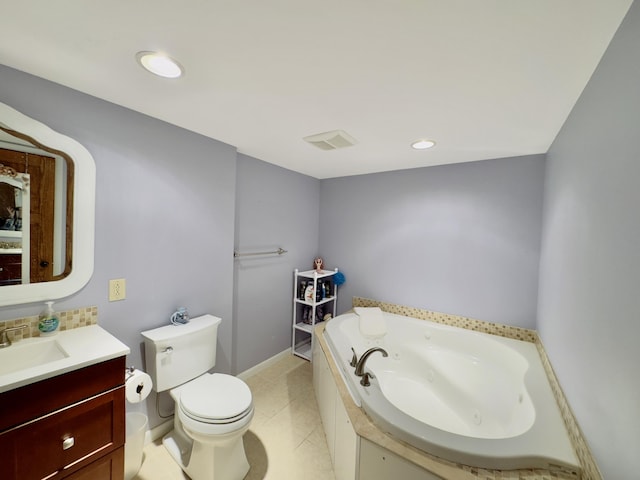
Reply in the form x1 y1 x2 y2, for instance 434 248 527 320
147 418 173 444
237 348 291 381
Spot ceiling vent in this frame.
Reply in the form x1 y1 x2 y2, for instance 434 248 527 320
303 130 357 150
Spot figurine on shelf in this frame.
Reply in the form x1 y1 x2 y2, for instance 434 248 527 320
314 257 324 272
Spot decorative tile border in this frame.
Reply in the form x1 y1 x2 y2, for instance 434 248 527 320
352 296 538 343
351 297 600 480
0 306 98 341
535 342 602 480
459 468 578 480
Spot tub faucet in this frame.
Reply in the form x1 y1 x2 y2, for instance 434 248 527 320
0 324 28 348
354 347 388 377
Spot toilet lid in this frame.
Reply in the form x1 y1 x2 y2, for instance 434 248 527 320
180 373 253 422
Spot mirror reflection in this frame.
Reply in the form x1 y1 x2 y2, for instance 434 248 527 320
0 128 73 286
0 169 29 285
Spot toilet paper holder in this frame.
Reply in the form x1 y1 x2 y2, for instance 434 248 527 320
125 366 153 402
125 365 137 381
126 366 145 393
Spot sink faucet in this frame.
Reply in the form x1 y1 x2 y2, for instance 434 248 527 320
0 324 28 348
354 346 388 381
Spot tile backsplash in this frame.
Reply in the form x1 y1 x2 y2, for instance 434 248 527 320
0 306 97 341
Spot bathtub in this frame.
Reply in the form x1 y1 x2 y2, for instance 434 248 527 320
323 311 579 471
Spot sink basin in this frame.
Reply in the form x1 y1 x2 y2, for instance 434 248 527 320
0 338 69 376
0 325 130 394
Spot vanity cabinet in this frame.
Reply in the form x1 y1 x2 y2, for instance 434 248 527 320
292 268 338 360
0 356 126 480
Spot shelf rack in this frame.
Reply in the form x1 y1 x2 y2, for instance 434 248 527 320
291 268 338 361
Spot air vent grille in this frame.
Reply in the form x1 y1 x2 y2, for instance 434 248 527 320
303 130 357 150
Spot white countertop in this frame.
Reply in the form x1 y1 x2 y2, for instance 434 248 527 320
0 325 130 393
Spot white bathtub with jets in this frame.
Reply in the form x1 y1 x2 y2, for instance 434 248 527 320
323 311 579 471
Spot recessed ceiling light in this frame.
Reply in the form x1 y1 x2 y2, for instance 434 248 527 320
411 139 436 150
136 51 184 78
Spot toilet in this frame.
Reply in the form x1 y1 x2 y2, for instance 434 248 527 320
141 314 253 480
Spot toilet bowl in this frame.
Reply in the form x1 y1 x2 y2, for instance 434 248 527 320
177 373 254 434
166 373 254 480
141 315 253 480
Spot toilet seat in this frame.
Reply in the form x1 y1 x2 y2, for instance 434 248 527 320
180 373 253 424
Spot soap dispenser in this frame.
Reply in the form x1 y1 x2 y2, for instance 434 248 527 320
38 301 60 336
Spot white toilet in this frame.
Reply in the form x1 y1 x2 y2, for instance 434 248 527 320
141 315 253 480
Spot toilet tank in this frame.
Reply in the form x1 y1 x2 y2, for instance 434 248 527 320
141 314 222 392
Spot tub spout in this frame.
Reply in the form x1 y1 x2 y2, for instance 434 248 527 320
354 347 388 376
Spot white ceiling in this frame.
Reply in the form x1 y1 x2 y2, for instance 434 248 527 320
0 1 633 179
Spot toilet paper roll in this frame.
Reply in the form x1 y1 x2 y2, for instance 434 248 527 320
125 369 153 403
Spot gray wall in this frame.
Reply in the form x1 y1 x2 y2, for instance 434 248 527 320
233 154 319 373
0 64 237 428
537 2 640 478
319 155 546 328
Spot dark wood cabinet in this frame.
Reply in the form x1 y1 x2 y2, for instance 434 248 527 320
0 356 126 480
0 253 21 285
65 447 124 480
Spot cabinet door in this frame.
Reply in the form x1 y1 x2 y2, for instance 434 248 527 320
0 388 125 480
312 341 322 395
334 394 358 480
359 439 442 480
64 446 124 480
0 253 22 285
313 341 336 463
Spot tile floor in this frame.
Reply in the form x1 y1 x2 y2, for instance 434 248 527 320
133 354 335 480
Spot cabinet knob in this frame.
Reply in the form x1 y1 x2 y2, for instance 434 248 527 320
40 260 50 268
62 436 75 450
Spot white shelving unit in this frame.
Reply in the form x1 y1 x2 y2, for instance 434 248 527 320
292 268 338 361
0 230 22 239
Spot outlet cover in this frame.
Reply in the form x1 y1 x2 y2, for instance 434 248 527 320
109 278 126 301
